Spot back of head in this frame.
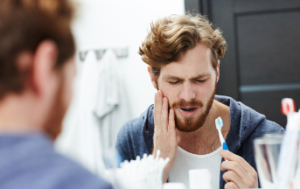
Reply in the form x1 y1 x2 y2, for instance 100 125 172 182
0 0 75 99
139 14 227 77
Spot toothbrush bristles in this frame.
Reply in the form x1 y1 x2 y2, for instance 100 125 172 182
215 116 223 129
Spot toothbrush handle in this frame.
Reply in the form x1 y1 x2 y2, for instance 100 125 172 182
222 142 229 161
218 129 224 144
223 142 229 151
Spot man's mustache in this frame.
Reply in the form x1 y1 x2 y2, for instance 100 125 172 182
171 100 204 108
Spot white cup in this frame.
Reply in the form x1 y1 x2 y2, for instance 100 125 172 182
162 183 187 189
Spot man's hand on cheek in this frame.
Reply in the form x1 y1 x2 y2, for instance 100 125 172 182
220 150 258 189
152 90 178 183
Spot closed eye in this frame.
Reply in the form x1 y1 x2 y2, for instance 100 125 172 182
196 79 207 83
169 81 179 85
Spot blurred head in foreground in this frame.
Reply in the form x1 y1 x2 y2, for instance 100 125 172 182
0 1 113 188
0 0 75 139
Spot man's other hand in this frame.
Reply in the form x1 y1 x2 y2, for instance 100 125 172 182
220 150 258 189
152 90 178 183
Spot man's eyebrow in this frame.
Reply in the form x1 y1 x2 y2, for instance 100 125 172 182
162 73 211 80
163 73 210 80
190 73 211 80
162 75 183 80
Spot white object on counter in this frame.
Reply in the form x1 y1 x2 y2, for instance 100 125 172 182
163 183 187 189
293 110 300 189
104 150 169 189
189 169 212 189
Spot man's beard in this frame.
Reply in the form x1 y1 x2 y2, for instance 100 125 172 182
171 82 217 132
43 77 67 140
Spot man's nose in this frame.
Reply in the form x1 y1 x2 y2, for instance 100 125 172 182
179 83 196 102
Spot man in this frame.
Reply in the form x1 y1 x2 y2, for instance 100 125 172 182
116 14 283 189
0 0 112 188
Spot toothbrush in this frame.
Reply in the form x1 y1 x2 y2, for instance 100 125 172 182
275 98 300 189
215 117 229 151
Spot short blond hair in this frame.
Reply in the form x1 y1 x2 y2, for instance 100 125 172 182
139 14 227 77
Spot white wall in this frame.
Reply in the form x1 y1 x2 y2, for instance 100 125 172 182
72 0 185 118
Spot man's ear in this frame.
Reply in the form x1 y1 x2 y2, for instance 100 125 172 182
147 66 158 90
31 40 58 96
216 60 220 82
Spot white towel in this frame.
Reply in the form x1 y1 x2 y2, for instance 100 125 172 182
55 50 131 176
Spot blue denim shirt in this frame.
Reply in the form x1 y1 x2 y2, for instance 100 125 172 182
0 133 112 189
116 95 284 189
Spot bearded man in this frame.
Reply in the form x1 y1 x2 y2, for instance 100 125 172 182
116 14 283 189
0 0 111 188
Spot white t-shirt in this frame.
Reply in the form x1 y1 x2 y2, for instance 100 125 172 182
169 146 222 189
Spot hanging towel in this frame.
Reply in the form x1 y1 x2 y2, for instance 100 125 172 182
55 50 131 177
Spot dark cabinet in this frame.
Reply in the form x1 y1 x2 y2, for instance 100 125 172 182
185 0 300 127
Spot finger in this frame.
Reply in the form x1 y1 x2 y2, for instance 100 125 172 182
161 97 169 133
154 90 163 132
224 182 239 189
168 109 178 148
223 171 243 188
220 150 256 175
221 160 248 183
221 160 257 188
168 109 176 133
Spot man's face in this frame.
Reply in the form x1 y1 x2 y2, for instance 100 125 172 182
44 58 76 139
156 43 218 132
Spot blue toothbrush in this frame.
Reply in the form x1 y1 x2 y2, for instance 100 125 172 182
215 117 228 151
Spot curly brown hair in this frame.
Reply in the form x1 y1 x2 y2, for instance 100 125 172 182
0 0 75 99
139 14 227 78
